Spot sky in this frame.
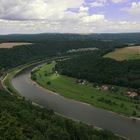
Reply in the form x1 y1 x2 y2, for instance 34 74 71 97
0 0 140 34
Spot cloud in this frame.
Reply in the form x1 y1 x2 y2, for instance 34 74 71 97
0 0 84 20
86 0 107 7
0 0 140 34
1 16 140 34
82 14 105 23
123 2 140 15
111 0 124 3
67 6 105 23
89 2 105 7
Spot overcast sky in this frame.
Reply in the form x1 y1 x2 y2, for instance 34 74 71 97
0 0 140 34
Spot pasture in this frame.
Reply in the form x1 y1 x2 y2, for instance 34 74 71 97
104 46 140 61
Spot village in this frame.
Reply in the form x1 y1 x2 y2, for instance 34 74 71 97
48 68 139 100
77 79 139 99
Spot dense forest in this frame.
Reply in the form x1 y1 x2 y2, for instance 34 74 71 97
0 40 124 75
56 51 140 91
0 89 125 140
0 33 140 74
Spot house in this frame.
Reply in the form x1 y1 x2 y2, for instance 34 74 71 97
127 91 138 97
101 85 109 91
55 71 58 76
77 79 86 85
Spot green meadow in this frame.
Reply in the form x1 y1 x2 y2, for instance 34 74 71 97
104 46 140 61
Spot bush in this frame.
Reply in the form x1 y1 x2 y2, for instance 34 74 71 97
47 81 51 85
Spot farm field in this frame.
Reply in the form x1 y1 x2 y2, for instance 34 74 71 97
104 46 140 61
0 42 32 48
33 62 140 117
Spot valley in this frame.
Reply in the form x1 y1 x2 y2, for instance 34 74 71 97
0 33 140 140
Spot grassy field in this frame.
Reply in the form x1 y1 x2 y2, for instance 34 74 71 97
0 42 32 48
104 46 140 61
34 62 140 117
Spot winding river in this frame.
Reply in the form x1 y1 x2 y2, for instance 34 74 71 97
12 65 140 140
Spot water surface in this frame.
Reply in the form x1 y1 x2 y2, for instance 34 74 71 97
12 66 140 140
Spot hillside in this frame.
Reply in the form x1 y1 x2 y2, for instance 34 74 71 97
56 51 140 89
0 33 140 44
104 46 140 61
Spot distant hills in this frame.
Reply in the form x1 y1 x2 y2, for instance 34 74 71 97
0 33 140 44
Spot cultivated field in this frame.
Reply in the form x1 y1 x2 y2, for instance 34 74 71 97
0 42 32 48
104 46 140 61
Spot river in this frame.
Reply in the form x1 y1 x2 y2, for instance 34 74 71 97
12 65 140 140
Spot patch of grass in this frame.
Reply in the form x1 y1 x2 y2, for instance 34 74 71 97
104 46 140 61
34 62 140 117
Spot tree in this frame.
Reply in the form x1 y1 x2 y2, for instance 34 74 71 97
47 81 51 85
132 110 137 116
46 126 70 140
0 111 26 140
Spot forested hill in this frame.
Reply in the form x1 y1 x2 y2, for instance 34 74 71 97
0 33 139 77
56 51 140 90
0 39 123 75
0 33 140 73
0 33 140 44
0 33 140 77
